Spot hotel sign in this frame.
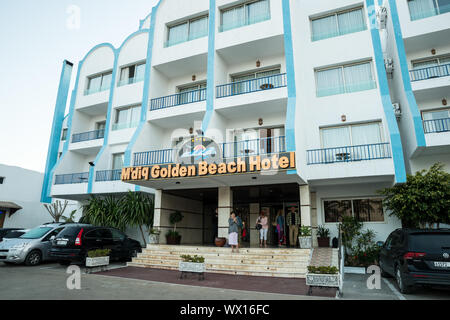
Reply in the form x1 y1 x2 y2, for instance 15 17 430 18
121 152 296 182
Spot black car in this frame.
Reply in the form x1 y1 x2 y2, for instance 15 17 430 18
49 225 142 265
0 228 24 242
379 228 450 294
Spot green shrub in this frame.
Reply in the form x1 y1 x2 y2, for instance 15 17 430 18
87 249 111 258
307 266 339 274
317 225 330 238
299 226 312 237
181 255 205 263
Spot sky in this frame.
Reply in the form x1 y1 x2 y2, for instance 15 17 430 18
0 0 158 173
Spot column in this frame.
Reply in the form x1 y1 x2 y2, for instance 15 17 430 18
218 187 232 238
300 185 312 227
153 189 163 243
310 191 318 247
249 203 260 247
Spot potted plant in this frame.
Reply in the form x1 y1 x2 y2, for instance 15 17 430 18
85 249 111 268
166 211 183 245
306 265 340 290
317 225 330 248
298 226 312 249
179 255 206 280
148 228 160 244
215 237 227 247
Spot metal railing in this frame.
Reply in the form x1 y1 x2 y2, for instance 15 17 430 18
54 172 89 185
217 73 287 98
410 64 450 81
307 143 392 165
72 129 105 143
423 118 450 133
134 149 175 166
222 136 286 159
95 169 122 182
150 88 207 111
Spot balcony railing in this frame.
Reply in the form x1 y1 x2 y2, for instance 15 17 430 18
222 136 286 159
118 76 144 87
423 118 450 133
164 30 209 48
95 169 122 182
307 143 392 165
410 64 450 82
133 136 286 166
84 85 110 96
219 12 271 32
312 24 367 42
316 80 377 97
112 122 139 131
150 88 207 111
54 172 89 185
134 149 175 166
409 3 450 21
72 129 105 143
217 73 287 99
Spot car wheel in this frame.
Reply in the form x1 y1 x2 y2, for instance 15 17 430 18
395 266 413 294
25 250 42 266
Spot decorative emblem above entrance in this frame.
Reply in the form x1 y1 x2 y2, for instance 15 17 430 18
176 137 222 165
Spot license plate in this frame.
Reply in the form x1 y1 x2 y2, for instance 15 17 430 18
57 240 68 246
434 261 450 268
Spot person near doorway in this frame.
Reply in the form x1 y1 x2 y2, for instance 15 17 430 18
286 206 300 248
276 209 285 247
228 212 240 253
256 211 269 248
235 212 243 245
242 220 249 243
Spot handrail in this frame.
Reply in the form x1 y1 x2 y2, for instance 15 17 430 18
150 88 207 111
423 118 450 133
216 73 287 98
54 172 89 185
72 129 105 143
95 169 122 182
410 63 450 82
134 149 175 166
307 142 392 165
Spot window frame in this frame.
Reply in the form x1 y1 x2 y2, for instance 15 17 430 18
322 197 386 224
310 6 367 42
411 54 450 69
166 14 209 47
112 153 125 171
220 0 271 32
319 121 384 149
114 105 141 130
61 128 68 141
230 66 281 83
0 177 4 184
407 0 450 20
118 61 146 86
86 71 113 94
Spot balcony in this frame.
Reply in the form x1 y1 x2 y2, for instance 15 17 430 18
112 122 139 131
423 118 450 133
72 129 105 143
217 73 287 99
316 80 377 98
408 2 450 21
164 30 208 48
307 143 392 165
84 85 109 96
95 169 122 182
150 88 207 111
410 64 450 81
54 172 89 185
118 76 144 87
219 12 271 33
134 149 174 166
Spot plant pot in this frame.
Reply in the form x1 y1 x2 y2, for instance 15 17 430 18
149 234 160 244
85 256 110 268
318 237 330 248
306 273 340 288
298 236 312 249
166 234 181 245
179 262 206 273
215 237 227 247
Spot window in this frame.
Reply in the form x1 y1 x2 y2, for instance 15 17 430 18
324 198 385 223
311 7 367 41
85 72 112 95
113 105 141 131
316 61 376 97
96 121 106 132
407 0 450 21
226 127 285 158
112 153 124 170
0 177 4 184
119 62 146 87
411 55 450 80
58 152 62 159
220 0 271 32
231 68 281 94
177 82 207 104
422 108 450 133
61 128 68 141
321 122 382 148
166 15 209 47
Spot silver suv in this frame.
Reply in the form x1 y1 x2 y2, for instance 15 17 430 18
0 223 66 266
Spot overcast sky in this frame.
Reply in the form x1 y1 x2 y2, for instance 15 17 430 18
0 0 158 173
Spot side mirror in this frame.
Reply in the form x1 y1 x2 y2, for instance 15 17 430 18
376 241 384 248
50 235 56 241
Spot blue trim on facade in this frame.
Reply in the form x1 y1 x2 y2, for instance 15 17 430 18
282 0 297 153
40 60 73 203
388 0 427 148
366 0 406 183
201 0 217 134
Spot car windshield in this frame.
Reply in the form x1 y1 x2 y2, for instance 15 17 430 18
20 227 53 239
4 231 25 238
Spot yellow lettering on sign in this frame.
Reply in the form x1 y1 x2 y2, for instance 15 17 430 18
249 156 261 171
198 162 208 176
142 167 149 180
151 166 160 179
121 168 131 181
218 163 227 174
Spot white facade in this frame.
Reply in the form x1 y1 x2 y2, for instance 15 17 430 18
42 0 450 244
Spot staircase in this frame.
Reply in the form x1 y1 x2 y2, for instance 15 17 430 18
128 245 311 278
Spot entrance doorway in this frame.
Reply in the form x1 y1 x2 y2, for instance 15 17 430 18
232 184 300 247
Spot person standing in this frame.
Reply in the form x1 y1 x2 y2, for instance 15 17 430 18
276 209 285 247
228 212 240 253
236 212 243 245
256 211 269 248
286 206 300 248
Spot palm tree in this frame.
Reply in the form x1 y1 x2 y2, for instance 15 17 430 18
121 191 154 246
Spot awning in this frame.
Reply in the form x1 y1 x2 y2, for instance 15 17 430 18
0 202 23 214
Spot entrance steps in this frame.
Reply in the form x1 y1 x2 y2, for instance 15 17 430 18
128 244 312 278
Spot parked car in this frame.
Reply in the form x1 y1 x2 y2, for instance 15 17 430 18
0 223 67 266
49 225 142 265
1 229 29 242
0 228 23 242
379 228 450 294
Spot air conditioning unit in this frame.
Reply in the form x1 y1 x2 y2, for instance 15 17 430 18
393 103 401 119
385 58 394 77
377 6 388 29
